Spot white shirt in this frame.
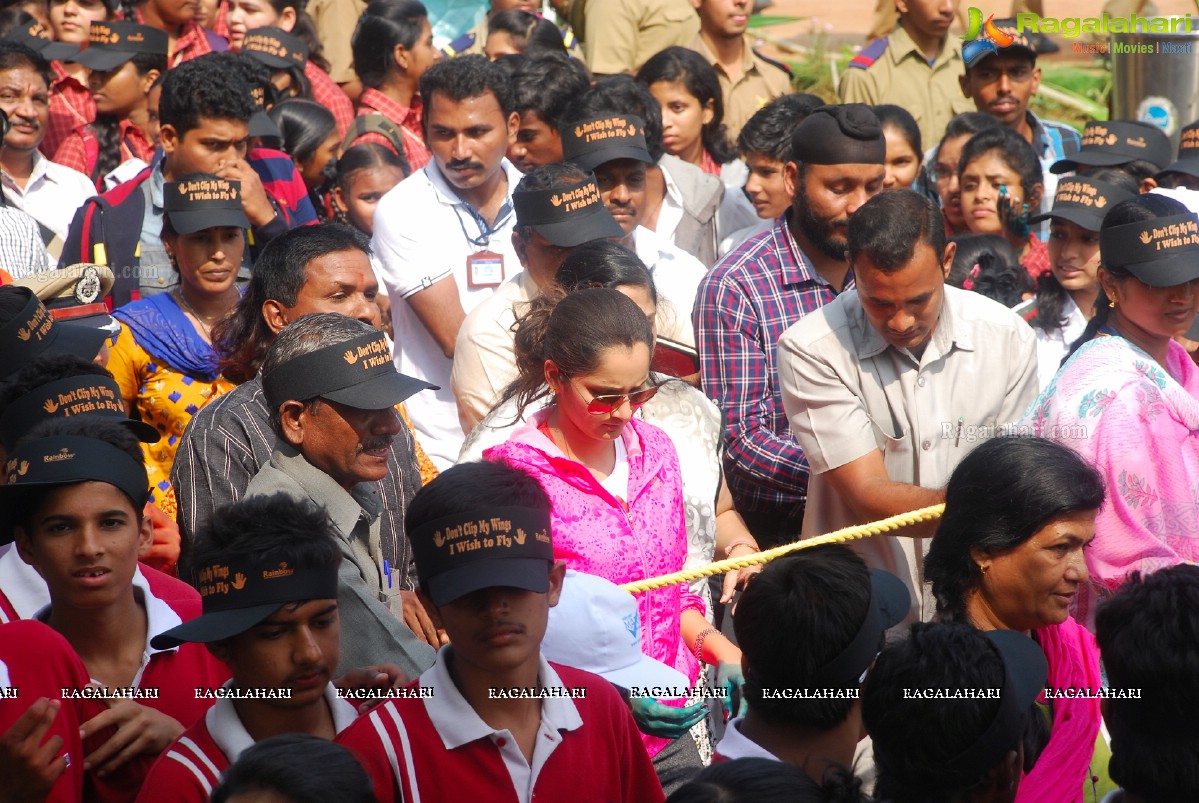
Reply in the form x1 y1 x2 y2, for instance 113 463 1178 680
632 225 707 348
371 158 523 468
206 680 359 763
1032 295 1087 390
597 435 629 502
715 716 781 761
1 151 96 245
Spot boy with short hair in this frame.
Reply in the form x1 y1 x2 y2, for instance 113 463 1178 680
336 460 664 803
3 417 227 802
138 494 365 801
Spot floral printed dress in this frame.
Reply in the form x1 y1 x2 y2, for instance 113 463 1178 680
1020 334 1199 628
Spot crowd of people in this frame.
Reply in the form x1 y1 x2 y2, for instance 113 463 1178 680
1 0 1198 801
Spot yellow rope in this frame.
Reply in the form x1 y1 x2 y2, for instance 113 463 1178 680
619 503 946 594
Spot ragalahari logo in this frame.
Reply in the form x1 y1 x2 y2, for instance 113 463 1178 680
961 7 1016 67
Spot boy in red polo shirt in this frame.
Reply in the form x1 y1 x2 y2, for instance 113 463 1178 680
137 494 363 801
2 418 227 803
336 460 664 803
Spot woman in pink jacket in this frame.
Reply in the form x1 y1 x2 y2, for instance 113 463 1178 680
484 287 743 792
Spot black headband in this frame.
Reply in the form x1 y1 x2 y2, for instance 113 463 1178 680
0 375 155 450
1100 212 1199 286
194 556 340 614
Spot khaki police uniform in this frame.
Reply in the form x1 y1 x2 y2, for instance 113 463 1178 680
309 0 368 84
839 25 973 150
689 33 791 141
583 0 699 74
441 16 581 59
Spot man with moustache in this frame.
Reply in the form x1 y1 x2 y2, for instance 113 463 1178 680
246 313 439 676
778 190 1037 621
694 104 885 548
370 55 521 469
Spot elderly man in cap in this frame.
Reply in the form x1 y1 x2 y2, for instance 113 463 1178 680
779 190 1037 622
451 162 624 434
694 103 886 549
248 312 437 677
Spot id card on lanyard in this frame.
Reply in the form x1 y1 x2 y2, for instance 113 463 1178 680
466 250 505 289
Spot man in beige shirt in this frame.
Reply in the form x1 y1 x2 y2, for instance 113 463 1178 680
309 0 367 86
840 0 973 150
451 164 623 434
687 0 791 141
778 190 1038 621
583 0 699 75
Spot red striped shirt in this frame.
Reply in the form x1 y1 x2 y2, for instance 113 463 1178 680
355 88 431 172
44 61 94 160
306 61 353 139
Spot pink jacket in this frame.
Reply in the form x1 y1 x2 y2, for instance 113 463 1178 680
484 412 704 757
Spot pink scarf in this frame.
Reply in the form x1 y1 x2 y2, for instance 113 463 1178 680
1016 616 1102 803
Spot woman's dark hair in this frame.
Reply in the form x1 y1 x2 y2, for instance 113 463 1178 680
487 8 567 57
863 622 1013 803
90 51 167 183
957 125 1043 202
352 0 428 89
210 734 374 803
214 222 372 382
1067 192 1192 359
873 103 922 159
925 436 1105 626
554 240 656 302
254 0 331 72
1030 168 1139 335
937 112 1001 157
947 233 1031 307
666 758 865 803
503 286 654 417
636 46 736 165
268 99 336 166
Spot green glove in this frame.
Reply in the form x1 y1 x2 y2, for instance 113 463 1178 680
716 660 747 720
628 697 707 739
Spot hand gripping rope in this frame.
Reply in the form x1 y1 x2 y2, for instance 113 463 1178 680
619 504 946 594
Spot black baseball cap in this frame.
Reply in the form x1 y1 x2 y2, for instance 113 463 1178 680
1051 120 1172 174
163 176 251 235
0 287 109 381
562 115 653 172
803 568 911 689
262 330 437 411
0 373 160 451
1161 120 1199 180
0 435 149 544
941 630 1049 779
512 174 623 247
1028 176 1136 231
409 506 555 606
241 27 308 70
2 20 79 62
151 552 340 648
70 22 168 73
1100 212 1199 287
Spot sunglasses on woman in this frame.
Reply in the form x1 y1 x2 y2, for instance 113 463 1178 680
575 382 659 415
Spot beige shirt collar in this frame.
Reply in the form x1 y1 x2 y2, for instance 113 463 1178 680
851 284 975 363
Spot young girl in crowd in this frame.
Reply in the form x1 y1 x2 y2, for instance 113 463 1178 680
222 0 353 135
332 142 407 236
484 8 567 60
484 286 746 793
124 0 226 67
638 47 739 180
926 112 1000 236
268 98 339 218
1017 170 1138 388
957 125 1047 277
873 104 921 190
43 0 112 157
54 21 165 189
108 175 246 507
1021 193 1199 629
947 233 1032 308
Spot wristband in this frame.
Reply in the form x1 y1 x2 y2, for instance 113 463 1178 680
693 626 719 664
723 540 759 559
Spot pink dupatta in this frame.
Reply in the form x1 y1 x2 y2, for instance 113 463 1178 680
1016 616 1102 803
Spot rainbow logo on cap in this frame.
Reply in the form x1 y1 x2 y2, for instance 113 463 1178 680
961 8 1018 66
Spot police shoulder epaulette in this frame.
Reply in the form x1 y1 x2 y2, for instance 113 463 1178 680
848 36 889 70
752 48 792 77
441 31 476 57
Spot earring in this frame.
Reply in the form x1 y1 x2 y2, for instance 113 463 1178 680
979 563 990 574
1109 299 1117 309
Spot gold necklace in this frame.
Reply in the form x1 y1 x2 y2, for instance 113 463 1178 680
172 288 221 337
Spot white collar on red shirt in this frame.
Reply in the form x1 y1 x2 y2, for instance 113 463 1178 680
206 680 360 765
31 570 183 657
714 716 782 762
0 544 168 633
421 646 583 750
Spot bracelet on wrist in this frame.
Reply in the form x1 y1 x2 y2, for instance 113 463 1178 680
693 626 719 664
723 540 760 559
